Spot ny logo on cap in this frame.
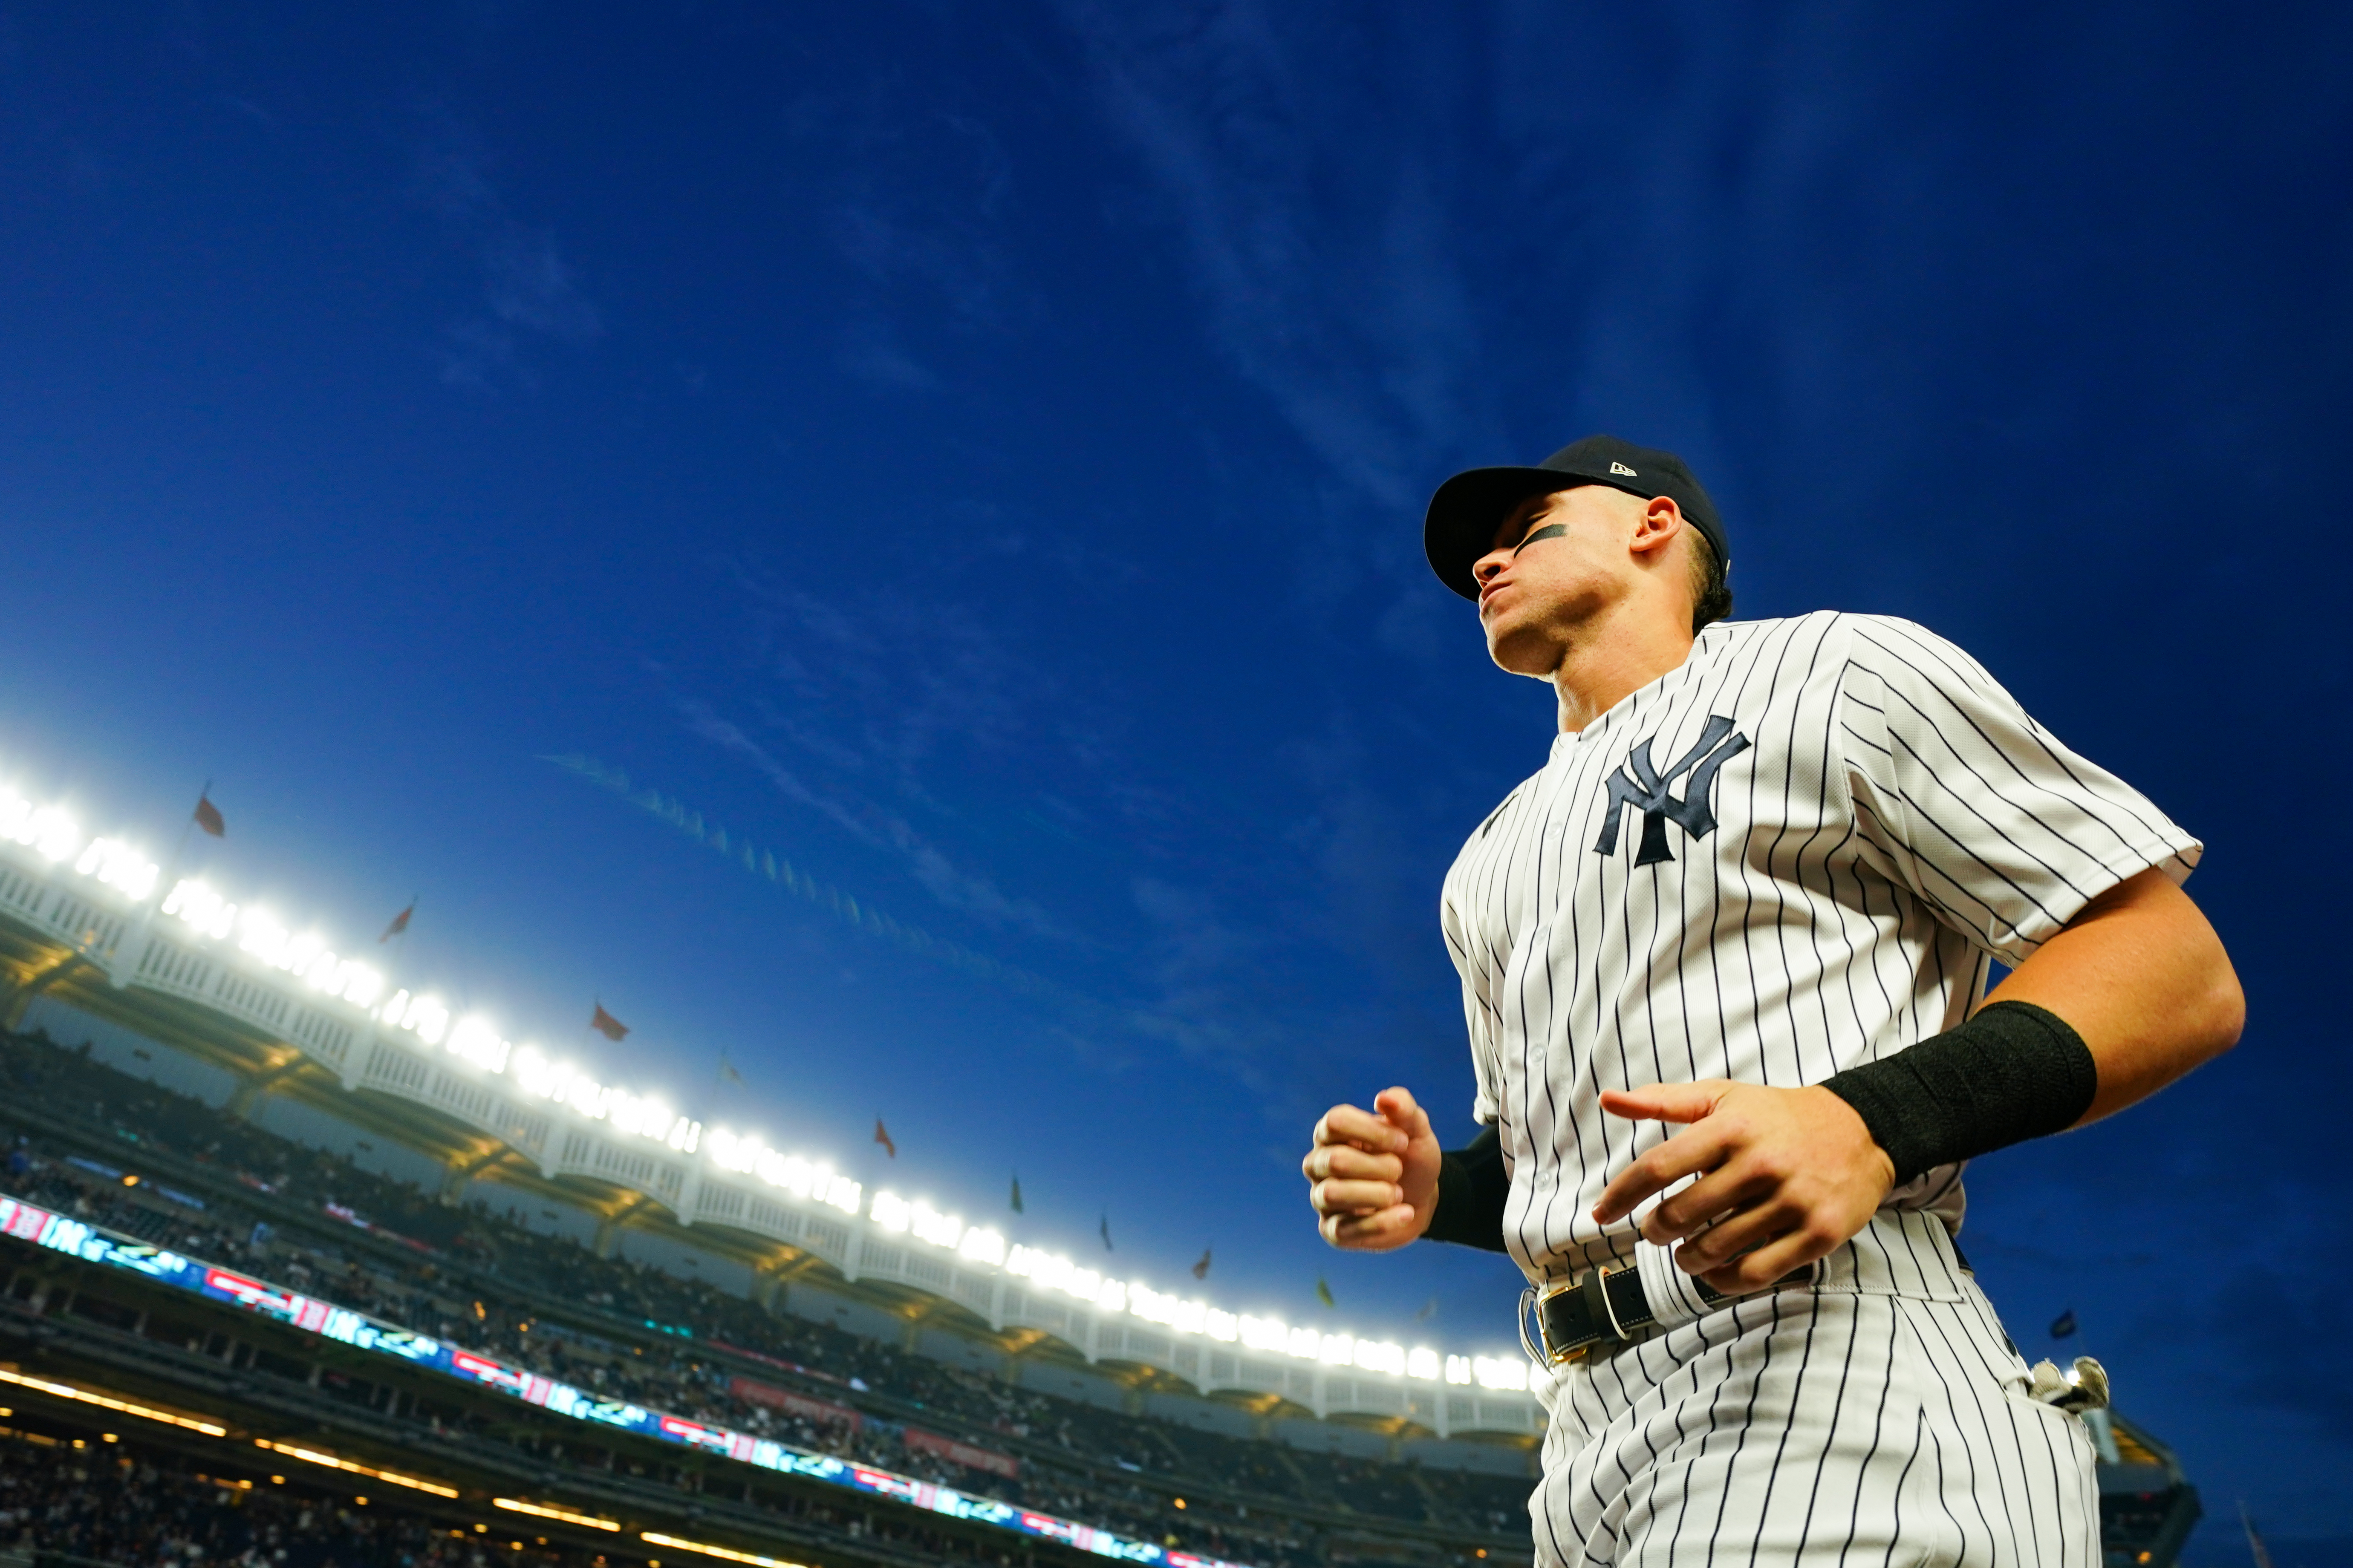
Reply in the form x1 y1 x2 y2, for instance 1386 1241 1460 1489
1609 461 1637 476
1593 715 1750 865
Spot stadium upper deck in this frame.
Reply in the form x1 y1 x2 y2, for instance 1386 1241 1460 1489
0 766 1539 1440
0 1025 1536 1568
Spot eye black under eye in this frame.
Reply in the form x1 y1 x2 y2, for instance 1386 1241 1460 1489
1513 523 1568 554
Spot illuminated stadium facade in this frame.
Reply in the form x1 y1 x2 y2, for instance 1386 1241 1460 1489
0 771 1540 1437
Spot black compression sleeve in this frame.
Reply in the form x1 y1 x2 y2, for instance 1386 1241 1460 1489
1424 1124 1510 1252
1821 1000 2098 1185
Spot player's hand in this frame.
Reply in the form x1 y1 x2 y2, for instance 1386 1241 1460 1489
1302 1087 1442 1251
1589 1081 1896 1294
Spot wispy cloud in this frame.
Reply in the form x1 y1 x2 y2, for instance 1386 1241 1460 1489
546 751 1286 1095
1056 0 1491 525
678 699 1071 942
651 554 1356 1106
836 318 943 392
548 752 1048 972
411 102 603 387
730 562 1070 780
785 81 1042 400
791 85 1036 336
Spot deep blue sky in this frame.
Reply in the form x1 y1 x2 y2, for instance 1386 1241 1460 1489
2 2 2347 1552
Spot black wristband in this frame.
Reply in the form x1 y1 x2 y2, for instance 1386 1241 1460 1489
1822 1000 2098 1185
1424 1124 1510 1252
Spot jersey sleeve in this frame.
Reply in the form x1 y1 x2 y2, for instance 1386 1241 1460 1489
1834 616 2202 964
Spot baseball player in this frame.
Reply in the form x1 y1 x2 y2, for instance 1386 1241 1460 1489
1302 436 2242 1568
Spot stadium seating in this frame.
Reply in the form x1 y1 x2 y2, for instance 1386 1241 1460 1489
0 1424 595 1568
0 1025 1534 1568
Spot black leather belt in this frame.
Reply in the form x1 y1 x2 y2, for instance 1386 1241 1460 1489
1519 1265 1727 1366
1520 1228 1966 1369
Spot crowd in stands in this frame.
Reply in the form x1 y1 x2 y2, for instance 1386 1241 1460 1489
0 1428 594 1568
0 1424 1031 1568
0 1028 1532 1565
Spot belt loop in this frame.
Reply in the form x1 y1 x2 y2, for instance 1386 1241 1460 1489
1517 1284 1544 1369
1592 1263 1631 1339
1578 1262 1618 1342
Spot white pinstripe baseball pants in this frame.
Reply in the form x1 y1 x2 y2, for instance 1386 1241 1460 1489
1530 1212 2099 1568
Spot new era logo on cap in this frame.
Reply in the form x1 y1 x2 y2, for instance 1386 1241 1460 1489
1610 461 1637 476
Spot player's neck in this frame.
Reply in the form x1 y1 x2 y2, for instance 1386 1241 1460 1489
1549 602 1698 735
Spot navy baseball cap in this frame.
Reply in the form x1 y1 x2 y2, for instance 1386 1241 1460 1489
1423 434 1729 601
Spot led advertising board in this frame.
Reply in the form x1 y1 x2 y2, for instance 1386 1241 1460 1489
0 1193 1250 1568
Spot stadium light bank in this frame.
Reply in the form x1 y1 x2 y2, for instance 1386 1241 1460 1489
0 774 1530 1395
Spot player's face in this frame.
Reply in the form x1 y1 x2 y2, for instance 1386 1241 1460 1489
1472 486 1639 677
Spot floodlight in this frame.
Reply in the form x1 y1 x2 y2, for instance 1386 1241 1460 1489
448 1016 511 1073
238 908 289 965
1472 1356 1527 1392
909 1202 962 1251
338 963 383 1006
1239 1315 1286 1353
27 807 79 862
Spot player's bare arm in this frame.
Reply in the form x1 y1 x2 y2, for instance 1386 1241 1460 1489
1593 865 2244 1292
1302 1088 1440 1250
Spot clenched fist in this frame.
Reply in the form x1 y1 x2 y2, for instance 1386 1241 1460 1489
1302 1087 1442 1251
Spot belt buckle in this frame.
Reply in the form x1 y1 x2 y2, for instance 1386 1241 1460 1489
1517 1281 1593 1369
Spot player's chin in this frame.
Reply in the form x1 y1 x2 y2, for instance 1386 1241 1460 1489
1483 618 1557 678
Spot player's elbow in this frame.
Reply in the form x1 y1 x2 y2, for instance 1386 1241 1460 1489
2193 956 2246 1062
2162 924 2246 1066
2152 881 2244 1063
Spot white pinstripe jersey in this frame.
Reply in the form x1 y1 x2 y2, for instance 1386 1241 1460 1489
1441 612 2201 1283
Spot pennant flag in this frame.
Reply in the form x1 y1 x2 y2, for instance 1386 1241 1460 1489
379 902 414 943
2049 1309 2077 1340
2241 1502 2276 1568
1415 1296 1438 1321
1315 1276 1335 1309
589 1003 629 1042
1009 1173 1023 1214
1099 1212 1114 1252
193 791 226 838
718 1053 745 1087
873 1118 896 1159
1191 1248 1212 1281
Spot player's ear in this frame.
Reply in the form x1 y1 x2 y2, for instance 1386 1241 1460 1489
1628 496 1683 559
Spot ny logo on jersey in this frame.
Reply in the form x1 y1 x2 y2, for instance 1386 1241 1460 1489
1593 714 1752 865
